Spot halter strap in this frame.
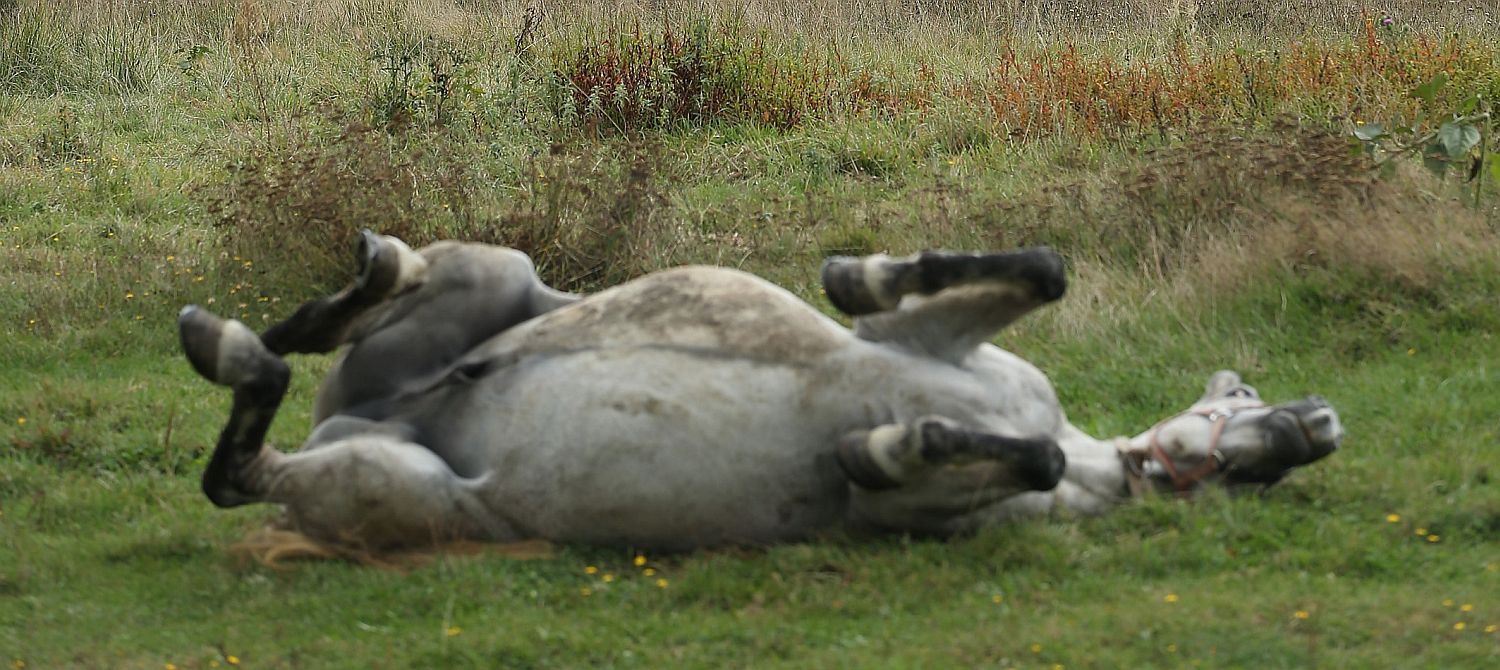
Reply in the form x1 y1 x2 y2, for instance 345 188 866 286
1117 404 1262 496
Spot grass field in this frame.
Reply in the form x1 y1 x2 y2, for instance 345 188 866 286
3 1 1499 667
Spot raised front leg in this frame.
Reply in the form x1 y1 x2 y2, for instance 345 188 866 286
837 416 1065 534
821 248 1067 362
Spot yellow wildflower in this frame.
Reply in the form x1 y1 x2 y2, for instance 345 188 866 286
991 594 1003 604
15 418 24 426
1454 622 1466 631
643 568 657 577
1164 593 1179 603
1461 604 1474 612
1415 527 1427 536
584 565 598 575
1294 611 1310 620
446 626 462 637
1443 599 1455 607
166 664 177 670
1385 514 1400 523
1030 644 1042 653
655 578 668 588
633 555 647 567
1166 644 1177 653
1427 534 1440 543
602 574 615 583
580 587 592 597
125 291 135 300
226 656 239 666
1485 624 1497 633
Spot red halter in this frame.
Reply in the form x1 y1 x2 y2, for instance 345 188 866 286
1122 404 1264 495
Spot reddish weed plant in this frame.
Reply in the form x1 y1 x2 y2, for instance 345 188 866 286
551 18 1497 141
985 20 1496 139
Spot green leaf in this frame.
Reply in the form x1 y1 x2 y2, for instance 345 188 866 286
1411 72 1449 104
1489 154 1500 185
1353 123 1386 141
1458 94 1480 115
1438 122 1482 160
1423 154 1449 176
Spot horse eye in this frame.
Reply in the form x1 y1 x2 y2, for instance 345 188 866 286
1228 388 1251 398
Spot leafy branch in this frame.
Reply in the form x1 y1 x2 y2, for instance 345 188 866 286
1352 72 1499 206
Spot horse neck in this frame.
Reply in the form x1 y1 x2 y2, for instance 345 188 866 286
1055 424 1137 513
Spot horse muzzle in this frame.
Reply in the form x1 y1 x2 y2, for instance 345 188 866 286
1266 396 1343 465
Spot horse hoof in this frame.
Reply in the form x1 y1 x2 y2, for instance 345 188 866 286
179 306 284 388
1015 247 1067 303
836 431 902 490
354 230 427 299
822 256 897 317
179 305 230 383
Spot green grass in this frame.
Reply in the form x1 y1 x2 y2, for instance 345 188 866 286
4 1 1500 667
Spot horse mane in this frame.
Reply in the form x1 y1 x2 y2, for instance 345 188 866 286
229 525 555 571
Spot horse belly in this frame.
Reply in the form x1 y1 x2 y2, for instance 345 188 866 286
464 348 854 548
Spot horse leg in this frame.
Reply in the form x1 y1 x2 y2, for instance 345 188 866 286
181 306 511 546
179 305 291 507
259 230 430 355
834 416 1066 534
253 231 579 419
821 248 1066 362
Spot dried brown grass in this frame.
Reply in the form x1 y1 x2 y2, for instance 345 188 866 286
1011 123 1498 337
230 526 555 571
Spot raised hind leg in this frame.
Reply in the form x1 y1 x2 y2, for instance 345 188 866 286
836 416 1065 534
821 248 1066 363
180 306 510 547
254 231 580 419
179 305 292 507
260 230 430 355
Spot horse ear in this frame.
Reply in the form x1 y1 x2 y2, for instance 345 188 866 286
1201 370 1242 401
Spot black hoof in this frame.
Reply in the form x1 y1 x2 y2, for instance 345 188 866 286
355 229 387 291
836 431 902 490
1012 437 1066 491
1016 247 1067 303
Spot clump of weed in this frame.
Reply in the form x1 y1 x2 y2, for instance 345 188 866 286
495 142 674 291
366 34 480 132
33 104 95 163
999 122 1384 275
547 20 838 133
202 120 478 293
993 120 1497 339
0 2 163 94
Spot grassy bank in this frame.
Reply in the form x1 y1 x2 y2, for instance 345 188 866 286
3 1 1499 667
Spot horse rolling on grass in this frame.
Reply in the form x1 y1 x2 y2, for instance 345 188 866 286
177 232 1344 556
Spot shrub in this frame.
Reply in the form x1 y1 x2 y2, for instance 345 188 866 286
546 20 838 133
202 121 478 293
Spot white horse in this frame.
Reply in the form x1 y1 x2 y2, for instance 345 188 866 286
178 233 1343 550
